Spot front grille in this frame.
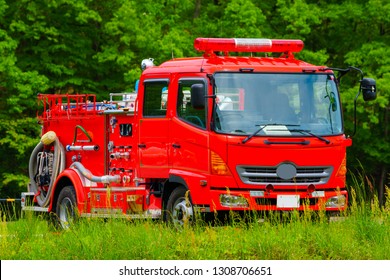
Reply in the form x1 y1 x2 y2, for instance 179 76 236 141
237 165 332 185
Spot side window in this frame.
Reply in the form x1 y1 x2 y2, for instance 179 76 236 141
177 80 206 129
143 80 168 117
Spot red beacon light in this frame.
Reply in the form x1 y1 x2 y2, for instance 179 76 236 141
194 38 304 56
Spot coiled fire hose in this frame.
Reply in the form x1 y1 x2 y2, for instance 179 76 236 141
28 131 65 207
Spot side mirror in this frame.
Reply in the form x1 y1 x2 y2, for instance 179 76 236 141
361 78 377 101
190 84 205 109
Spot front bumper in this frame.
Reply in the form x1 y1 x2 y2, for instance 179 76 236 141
207 188 348 212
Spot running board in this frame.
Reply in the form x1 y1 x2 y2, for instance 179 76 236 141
81 209 161 219
22 206 49 212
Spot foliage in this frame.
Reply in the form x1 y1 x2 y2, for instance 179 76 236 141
0 0 389 198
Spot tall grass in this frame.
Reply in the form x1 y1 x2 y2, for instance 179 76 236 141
2 171 389 260
0 200 21 222
1 199 390 260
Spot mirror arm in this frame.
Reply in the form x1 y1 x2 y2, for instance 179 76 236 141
349 67 365 138
350 86 362 138
322 66 365 138
322 66 364 84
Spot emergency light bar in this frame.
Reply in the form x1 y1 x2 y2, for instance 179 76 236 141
194 38 304 54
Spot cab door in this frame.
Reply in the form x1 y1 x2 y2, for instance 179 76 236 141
169 78 209 175
138 79 169 178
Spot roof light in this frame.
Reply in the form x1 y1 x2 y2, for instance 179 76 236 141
194 38 304 54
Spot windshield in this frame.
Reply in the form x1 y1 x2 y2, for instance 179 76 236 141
213 73 343 137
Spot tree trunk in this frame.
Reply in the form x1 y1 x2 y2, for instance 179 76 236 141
379 105 389 206
379 166 386 207
194 0 201 19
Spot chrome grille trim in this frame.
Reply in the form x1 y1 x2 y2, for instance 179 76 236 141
236 165 333 185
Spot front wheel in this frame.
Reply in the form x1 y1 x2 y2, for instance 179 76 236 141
55 186 78 230
166 187 194 226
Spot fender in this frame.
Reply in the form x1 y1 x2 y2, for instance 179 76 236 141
169 169 208 187
168 169 209 204
168 173 188 188
48 168 87 213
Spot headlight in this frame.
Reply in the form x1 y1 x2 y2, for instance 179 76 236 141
325 195 346 208
220 194 248 207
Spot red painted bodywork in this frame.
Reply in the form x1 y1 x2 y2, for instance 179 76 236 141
32 39 352 218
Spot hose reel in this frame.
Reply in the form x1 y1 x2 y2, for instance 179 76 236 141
29 131 65 207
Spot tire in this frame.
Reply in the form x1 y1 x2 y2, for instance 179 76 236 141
166 187 194 226
55 186 78 230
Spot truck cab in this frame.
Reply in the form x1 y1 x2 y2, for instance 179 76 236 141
135 38 348 218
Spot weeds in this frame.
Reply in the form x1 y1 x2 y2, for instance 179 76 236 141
1 200 390 260
0 200 20 222
1 175 390 260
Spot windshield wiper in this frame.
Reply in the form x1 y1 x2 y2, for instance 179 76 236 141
242 123 299 144
290 129 331 144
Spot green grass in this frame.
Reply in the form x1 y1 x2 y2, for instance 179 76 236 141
2 176 389 260
1 200 390 260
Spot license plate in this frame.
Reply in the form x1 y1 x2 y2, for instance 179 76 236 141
277 195 300 208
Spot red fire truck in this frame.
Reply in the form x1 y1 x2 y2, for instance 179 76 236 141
22 38 376 228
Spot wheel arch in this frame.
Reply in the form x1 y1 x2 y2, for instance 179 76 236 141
162 175 189 220
49 169 86 214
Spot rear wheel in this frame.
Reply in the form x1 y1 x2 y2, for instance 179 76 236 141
55 186 77 230
166 187 194 226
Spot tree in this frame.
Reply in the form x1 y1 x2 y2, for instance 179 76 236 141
343 41 390 204
329 0 390 203
7 0 106 95
0 0 389 202
0 0 48 198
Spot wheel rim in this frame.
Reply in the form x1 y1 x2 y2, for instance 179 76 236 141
59 197 74 229
172 198 193 226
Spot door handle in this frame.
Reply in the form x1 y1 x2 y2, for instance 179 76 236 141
138 144 146 148
172 143 181 149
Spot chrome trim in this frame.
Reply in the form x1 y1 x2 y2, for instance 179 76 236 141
237 165 333 185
